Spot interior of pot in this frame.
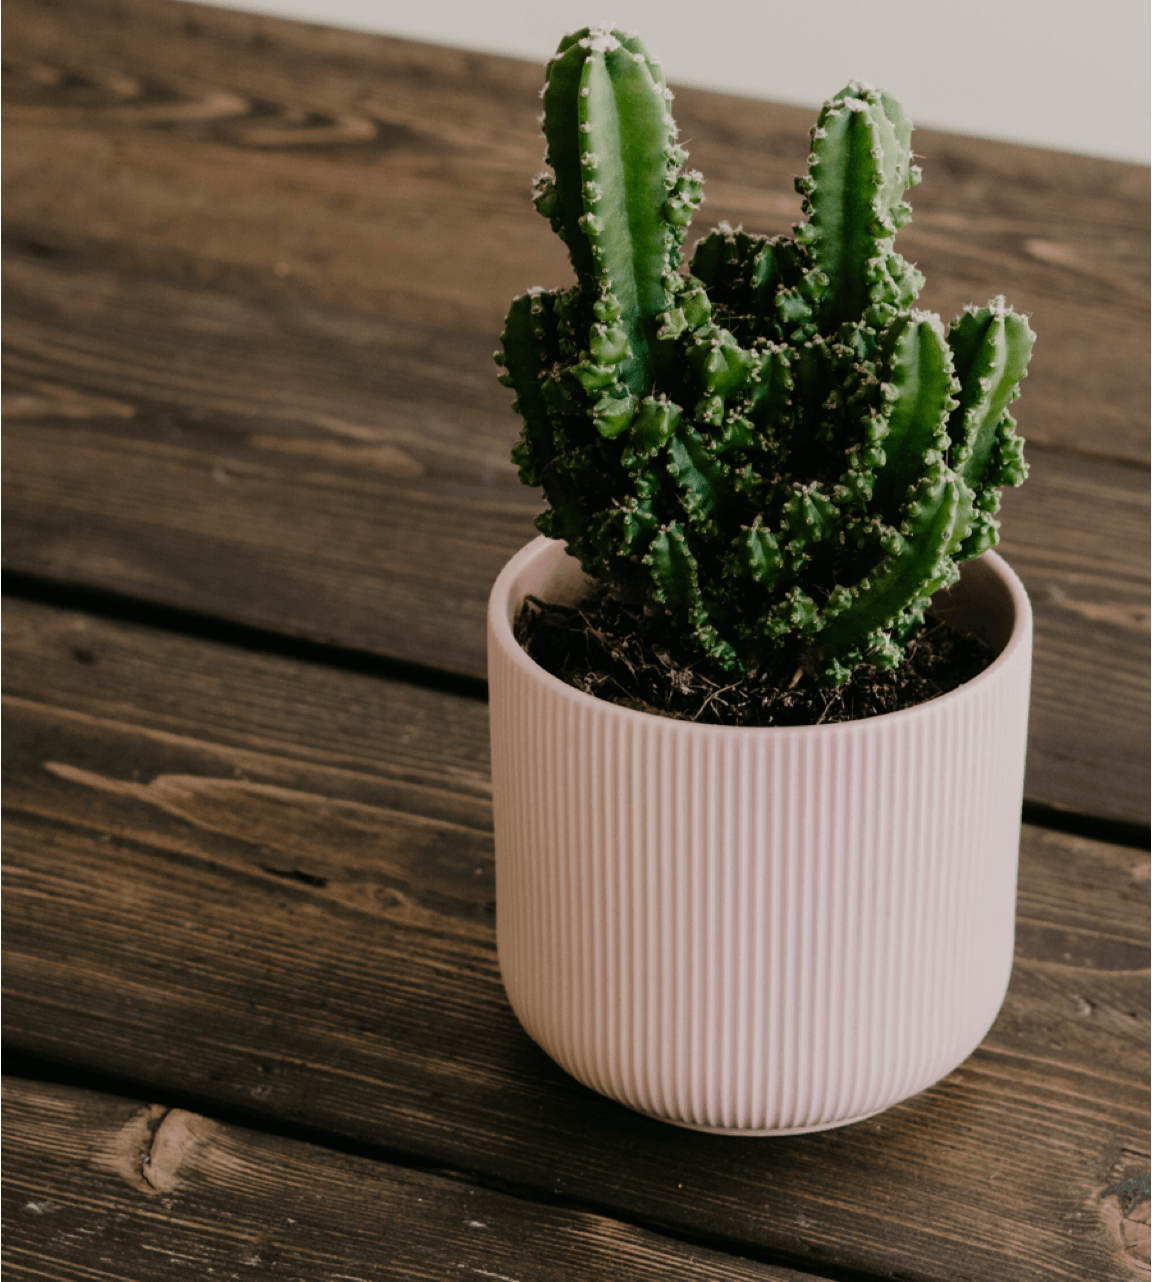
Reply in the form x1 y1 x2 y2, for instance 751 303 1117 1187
932 555 1021 655
501 539 594 626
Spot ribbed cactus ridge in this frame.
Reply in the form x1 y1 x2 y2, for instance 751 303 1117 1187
497 32 1035 685
529 26 697 407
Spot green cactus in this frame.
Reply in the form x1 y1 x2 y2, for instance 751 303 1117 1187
497 27 1034 685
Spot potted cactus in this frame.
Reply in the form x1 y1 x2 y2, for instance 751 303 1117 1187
488 25 1034 1133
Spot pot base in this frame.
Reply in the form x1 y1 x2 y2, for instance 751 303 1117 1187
626 1102 889 1136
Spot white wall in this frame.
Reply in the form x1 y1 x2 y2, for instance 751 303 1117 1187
198 0 1150 164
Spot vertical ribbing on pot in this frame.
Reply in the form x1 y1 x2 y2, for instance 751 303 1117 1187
489 537 1032 1135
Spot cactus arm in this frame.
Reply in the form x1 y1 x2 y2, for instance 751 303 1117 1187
645 522 696 611
726 521 786 592
646 524 740 668
744 343 795 425
666 424 733 531
955 408 1029 559
534 468 587 548
536 42 599 286
792 97 886 326
688 229 729 293
869 312 958 519
817 466 972 669
598 494 658 557
781 482 840 563
782 333 837 476
622 393 682 458
957 510 998 561
827 81 916 209
500 289 565 486
988 410 1029 487
749 239 782 310
686 328 757 406
786 84 920 331
691 229 803 339
576 32 689 395
947 299 1035 492
880 90 914 181
499 291 558 405
872 86 917 215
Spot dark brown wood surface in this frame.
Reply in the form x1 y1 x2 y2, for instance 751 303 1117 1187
4 1078 828 1282
3 2 1149 1279
2 0 1149 823
4 598 1148 1282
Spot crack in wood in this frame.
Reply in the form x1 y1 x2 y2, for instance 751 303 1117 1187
259 864 329 888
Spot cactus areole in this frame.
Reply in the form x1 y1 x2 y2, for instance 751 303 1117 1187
497 26 1034 687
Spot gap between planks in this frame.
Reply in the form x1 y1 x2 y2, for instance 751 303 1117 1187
3 575 1148 853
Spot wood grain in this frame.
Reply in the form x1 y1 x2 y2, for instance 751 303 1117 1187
4 599 1148 1282
3 1079 828 1282
1 248 539 673
996 451 1148 824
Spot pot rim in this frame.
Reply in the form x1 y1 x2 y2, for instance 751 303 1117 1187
489 535 1032 737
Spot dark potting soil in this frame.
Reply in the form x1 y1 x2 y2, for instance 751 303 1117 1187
514 583 998 728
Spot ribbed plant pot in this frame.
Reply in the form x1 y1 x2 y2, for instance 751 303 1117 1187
488 535 1032 1134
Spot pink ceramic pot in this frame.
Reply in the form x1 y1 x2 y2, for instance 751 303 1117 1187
488 536 1032 1134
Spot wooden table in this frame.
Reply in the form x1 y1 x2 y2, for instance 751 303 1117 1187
3 2 1149 1278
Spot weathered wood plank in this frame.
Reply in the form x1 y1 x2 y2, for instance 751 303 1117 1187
3 600 1148 1282
996 453 1148 825
1 249 539 675
2 249 1147 821
3 1079 827 1282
